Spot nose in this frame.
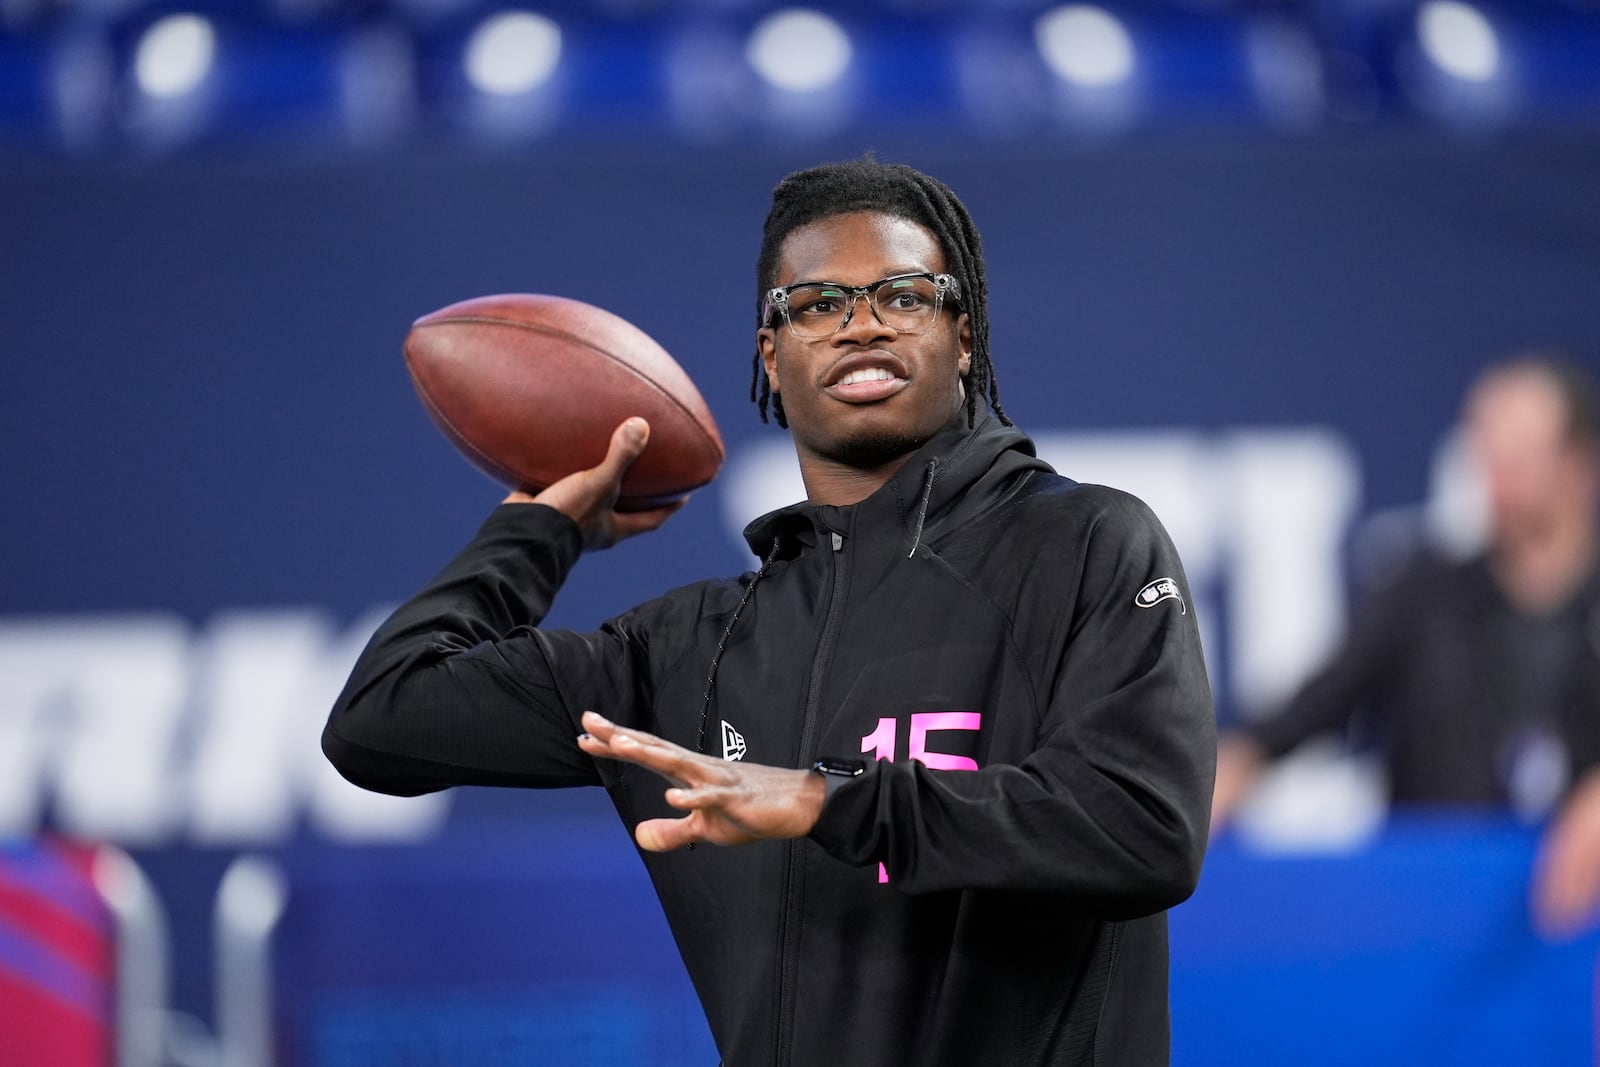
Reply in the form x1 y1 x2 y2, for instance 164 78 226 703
831 294 897 345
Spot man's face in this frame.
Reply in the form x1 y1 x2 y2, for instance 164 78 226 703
757 211 972 472
1466 369 1592 540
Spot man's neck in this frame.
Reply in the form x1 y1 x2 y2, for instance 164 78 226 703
800 451 918 507
1492 510 1599 615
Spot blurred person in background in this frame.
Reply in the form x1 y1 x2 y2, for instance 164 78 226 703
1211 353 1600 939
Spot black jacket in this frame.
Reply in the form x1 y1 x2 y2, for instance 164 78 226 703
1248 550 1600 813
324 411 1216 1066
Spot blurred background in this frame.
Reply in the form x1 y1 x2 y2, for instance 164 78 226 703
3 0 1600 1063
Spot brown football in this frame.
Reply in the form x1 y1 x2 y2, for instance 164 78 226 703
403 293 724 510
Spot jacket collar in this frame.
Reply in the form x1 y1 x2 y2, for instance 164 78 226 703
742 408 1054 561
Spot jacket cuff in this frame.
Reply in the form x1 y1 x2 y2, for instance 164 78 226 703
479 502 584 566
808 761 885 868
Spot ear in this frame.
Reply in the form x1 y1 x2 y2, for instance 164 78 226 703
956 312 972 378
758 328 781 393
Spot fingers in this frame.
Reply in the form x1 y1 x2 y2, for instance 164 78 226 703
580 708 650 747
577 712 829 852
529 417 649 525
575 712 714 852
635 816 700 852
1533 824 1600 939
578 711 711 785
1532 842 1590 939
523 418 691 550
1210 735 1265 835
594 417 650 485
664 784 724 811
611 496 689 539
1531 773 1600 940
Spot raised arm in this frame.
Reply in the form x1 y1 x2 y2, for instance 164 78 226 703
1211 560 1418 828
323 418 683 796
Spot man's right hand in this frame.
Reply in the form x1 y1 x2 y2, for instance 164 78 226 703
1533 768 1600 941
1210 735 1266 835
505 417 686 550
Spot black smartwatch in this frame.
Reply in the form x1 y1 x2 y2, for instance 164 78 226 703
811 756 867 779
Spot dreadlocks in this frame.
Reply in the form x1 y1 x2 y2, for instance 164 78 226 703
751 159 1011 430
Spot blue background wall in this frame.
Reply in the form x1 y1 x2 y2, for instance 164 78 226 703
7 135 1599 623
4 131 1600 1063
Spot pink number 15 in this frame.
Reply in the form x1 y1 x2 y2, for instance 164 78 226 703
860 712 982 882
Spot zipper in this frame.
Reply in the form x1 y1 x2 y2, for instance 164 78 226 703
773 525 848 1065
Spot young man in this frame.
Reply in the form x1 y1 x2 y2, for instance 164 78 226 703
325 160 1215 1065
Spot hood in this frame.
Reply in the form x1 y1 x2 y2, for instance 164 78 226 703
742 408 1056 560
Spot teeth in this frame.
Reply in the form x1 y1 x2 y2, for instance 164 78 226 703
838 367 896 386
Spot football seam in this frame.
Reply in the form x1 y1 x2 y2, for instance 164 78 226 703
406 360 526 488
416 316 725 464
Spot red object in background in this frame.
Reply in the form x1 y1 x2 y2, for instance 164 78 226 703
0 838 113 1066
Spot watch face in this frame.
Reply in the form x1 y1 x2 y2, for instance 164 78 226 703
814 757 867 778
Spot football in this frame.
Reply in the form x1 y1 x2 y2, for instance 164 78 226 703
403 293 724 510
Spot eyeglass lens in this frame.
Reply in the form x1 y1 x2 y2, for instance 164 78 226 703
782 275 945 339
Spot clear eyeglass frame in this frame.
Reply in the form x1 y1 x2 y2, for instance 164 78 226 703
763 272 960 341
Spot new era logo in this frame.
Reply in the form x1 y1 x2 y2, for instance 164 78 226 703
721 720 747 762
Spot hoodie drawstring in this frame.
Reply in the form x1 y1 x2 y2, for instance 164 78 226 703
694 536 783 758
907 458 939 558
695 455 936 762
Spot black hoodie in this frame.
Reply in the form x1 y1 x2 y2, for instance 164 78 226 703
324 411 1216 1066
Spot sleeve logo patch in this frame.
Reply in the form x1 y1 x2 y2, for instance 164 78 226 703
1135 577 1187 615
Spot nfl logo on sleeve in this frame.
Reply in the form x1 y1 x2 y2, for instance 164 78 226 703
1135 577 1187 614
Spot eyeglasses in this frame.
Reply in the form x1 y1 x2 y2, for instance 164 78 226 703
763 272 960 341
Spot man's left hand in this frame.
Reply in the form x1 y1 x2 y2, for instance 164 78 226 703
577 711 827 851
